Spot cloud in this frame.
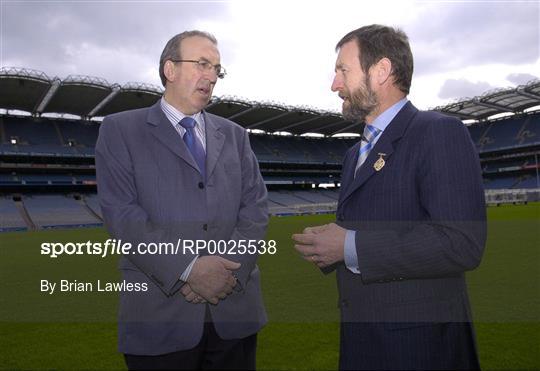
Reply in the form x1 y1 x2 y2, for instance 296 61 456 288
409 2 539 76
2 0 538 111
438 79 496 100
2 1 230 83
506 73 538 86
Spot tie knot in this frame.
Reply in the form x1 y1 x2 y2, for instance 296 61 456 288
179 117 196 130
362 125 381 143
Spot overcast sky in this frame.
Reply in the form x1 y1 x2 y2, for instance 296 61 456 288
1 0 539 113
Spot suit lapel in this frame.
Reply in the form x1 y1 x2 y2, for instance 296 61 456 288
146 101 199 172
338 140 362 205
340 102 418 204
202 111 225 180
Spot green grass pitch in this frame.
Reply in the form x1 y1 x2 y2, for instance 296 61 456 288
0 203 538 370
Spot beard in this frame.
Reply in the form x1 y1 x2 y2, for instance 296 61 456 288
342 78 378 123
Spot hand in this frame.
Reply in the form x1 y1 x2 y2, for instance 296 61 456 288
180 283 207 304
292 223 346 268
187 256 240 305
302 224 332 235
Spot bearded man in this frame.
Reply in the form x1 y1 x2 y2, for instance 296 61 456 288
293 25 486 370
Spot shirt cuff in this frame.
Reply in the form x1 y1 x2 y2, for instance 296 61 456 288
180 256 198 282
344 230 361 274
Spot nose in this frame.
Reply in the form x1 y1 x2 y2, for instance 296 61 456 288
201 67 218 83
205 71 218 84
331 74 342 92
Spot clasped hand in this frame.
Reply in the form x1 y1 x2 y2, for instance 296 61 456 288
181 256 240 305
292 223 346 268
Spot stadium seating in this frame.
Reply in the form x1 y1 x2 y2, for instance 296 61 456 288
516 175 538 189
56 121 100 147
0 197 27 231
3 117 60 145
484 176 520 189
84 194 103 219
517 116 539 146
249 135 355 163
22 195 101 228
0 110 538 230
290 190 337 203
473 115 539 152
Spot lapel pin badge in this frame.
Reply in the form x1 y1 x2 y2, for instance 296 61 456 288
373 153 386 172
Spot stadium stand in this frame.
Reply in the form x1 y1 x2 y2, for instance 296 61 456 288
56 120 100 147
0 67 539 229
22 194 101 229
471 116 539 153
0 196 27 231
84 194 103 219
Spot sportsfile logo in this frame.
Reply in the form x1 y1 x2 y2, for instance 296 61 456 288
40 239 277 258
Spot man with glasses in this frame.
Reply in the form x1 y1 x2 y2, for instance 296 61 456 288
96 31 268 369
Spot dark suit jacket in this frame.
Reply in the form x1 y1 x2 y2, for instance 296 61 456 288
335 101 487 323
95 101 268 355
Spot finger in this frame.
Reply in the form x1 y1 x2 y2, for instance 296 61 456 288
208 297 219 305
220 257 241 270
292 233 315 245
184 291 197 302
218 292 227 299
180 284 192 296
226 274 236 287
294 244 313 256
303 224 326 234
311 255 323 266
221 283 232 294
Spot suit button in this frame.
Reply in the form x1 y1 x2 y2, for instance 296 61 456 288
203 224 208 231
341 299 349 307
198 182 204 189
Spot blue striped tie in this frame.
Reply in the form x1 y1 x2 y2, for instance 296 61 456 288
354 125 381 177
179 117 206 179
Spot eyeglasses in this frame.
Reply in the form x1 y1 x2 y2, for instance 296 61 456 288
170 59 227 79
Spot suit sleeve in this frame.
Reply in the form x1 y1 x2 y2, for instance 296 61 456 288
95 115 196 296
219 130 269 289
356 117 487 283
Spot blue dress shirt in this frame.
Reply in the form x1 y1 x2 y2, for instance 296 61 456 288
344 98 408 274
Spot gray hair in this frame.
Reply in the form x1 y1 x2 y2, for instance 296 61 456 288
159 30 218 87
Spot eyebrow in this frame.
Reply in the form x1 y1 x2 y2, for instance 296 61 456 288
198 57 221 67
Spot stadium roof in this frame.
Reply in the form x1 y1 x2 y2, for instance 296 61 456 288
1 67 539 136
432 80 540 120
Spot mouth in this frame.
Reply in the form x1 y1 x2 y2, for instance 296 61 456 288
197 86 211 96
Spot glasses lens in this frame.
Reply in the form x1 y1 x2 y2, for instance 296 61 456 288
198 61 210 70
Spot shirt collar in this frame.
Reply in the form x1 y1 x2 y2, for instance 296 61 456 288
160 97 204 128
369 97 408 133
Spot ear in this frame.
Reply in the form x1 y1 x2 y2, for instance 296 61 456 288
163 60 176 83
375 57 392 85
